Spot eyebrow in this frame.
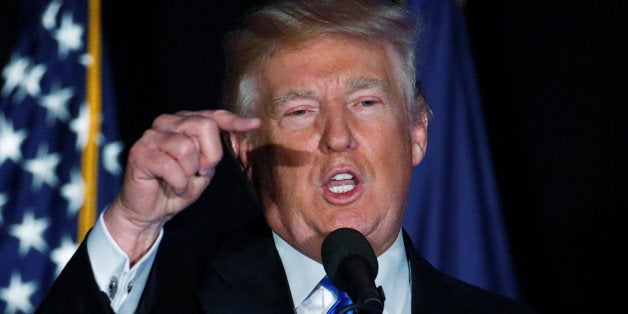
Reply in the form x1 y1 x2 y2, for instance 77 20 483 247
268 77 389 113
346 77 388 93
271 89 315 109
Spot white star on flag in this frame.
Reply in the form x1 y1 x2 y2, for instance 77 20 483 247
61 169 85 217
42 0 62 31
70 102 96 150
1 55 29 97
18 63 46 99
103 141 123 175
54 12 84 59
0 272 37 314
50 236 78 276
9 211 50 257
39 83 75 124
0 113 27 165
23 145 61 190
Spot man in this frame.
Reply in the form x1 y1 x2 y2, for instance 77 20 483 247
38 0 536 313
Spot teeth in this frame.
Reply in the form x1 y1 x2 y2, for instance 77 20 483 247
332 173 354 180
328 172 356 194
329 184 355 194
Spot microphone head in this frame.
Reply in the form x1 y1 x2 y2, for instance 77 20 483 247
321 228 378 291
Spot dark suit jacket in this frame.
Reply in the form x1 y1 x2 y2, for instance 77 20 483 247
37 213 536 313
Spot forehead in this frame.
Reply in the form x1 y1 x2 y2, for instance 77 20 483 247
259 35 397 98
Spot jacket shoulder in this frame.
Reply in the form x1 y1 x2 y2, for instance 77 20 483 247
403 231 538 313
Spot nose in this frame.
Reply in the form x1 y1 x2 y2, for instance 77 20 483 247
320 112 358 152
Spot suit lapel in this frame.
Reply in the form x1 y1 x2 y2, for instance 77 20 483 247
196 218 295 313
403 231 465 313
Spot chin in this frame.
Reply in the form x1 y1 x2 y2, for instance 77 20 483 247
322 216 372 235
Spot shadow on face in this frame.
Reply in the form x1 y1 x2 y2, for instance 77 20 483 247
249 143 313 205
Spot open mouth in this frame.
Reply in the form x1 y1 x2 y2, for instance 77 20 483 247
326 172 357 194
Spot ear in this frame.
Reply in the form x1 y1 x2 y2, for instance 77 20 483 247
229 131 254 179
410 113 428 166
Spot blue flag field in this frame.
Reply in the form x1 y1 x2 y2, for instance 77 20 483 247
0 0 122 312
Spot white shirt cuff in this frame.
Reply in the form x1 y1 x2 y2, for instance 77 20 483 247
86 210 163 313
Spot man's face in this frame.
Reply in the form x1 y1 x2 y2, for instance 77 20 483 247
233 35 427 261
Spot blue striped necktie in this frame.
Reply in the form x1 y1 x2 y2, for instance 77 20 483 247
319 276 353 314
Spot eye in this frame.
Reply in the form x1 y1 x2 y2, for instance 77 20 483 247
350 97 386 120
289 109 309 116
278 104 318 129
352 98 382 110
359 100 376 107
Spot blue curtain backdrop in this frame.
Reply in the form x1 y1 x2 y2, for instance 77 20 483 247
0 0 122 312
403 0 520 299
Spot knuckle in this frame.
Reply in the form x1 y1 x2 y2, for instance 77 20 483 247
151 113 175 128
127 139 148 160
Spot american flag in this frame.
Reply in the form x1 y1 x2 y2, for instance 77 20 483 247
0 0 122 312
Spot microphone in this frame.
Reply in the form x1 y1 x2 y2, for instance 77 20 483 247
321 228 385 314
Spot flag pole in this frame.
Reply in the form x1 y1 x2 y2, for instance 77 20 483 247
79 0 102 242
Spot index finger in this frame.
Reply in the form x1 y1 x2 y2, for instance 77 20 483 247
184 110 261 133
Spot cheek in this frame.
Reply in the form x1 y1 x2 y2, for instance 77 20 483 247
369 119 413 156
371 124 414 183
251 143 317 202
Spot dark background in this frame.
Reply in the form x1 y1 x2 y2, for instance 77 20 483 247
1 0 622 313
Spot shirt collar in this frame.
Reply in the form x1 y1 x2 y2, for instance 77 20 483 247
375 230 410 313
273 232 326 309
273 230 409 311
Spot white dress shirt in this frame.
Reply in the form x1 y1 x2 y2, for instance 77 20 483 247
87 212 411 313
274 232 411 314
